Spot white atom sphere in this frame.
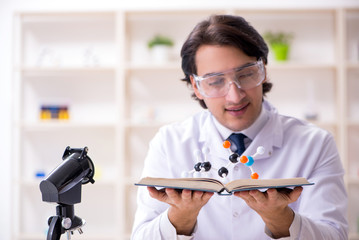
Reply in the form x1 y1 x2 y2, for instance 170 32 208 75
181 171 189 178
193 172 202 178
257 146 265 155
202 146 210 154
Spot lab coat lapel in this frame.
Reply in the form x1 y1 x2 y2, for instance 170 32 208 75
245 103 284 161
198 114 229 162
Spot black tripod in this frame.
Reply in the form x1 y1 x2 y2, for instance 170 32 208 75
47 204 85 240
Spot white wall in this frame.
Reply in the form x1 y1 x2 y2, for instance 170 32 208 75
1 0 358 239
0 1 15 240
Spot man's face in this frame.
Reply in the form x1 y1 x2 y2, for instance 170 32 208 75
191 45 265 132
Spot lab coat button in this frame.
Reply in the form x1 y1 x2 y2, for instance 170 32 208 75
233 212 239 218
234 165 240 171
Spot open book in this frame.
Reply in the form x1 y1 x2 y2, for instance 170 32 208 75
135 177 314 195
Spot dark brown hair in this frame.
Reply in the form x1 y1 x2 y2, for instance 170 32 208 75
180 14 272 109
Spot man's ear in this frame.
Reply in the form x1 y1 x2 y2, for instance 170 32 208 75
190 75 204 100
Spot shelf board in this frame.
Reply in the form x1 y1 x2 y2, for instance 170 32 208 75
348 121 359 127
17 233 117 240
125 62 181 71
347 62 359 70
124 120 170 130
126 177 138 187
126 61 337 71
19 11 116 22
267 61 336 70
20 121 117 131
19 179 42 187
15 234 43 240
20 178 118 187
18 66 117 74
348 177 359 185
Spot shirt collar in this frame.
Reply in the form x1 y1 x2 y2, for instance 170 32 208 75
212 103 269 141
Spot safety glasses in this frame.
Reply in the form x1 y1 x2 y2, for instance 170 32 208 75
193 59 265 98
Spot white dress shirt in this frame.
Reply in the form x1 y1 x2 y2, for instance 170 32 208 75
131 100 348 240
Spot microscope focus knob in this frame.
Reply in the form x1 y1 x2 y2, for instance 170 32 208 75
62 217 72 230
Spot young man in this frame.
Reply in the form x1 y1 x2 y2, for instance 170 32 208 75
131 15 348 239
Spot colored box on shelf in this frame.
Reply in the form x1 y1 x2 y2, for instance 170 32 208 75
40 105 70 120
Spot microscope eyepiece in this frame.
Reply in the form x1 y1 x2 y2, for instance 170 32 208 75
39 146 95 205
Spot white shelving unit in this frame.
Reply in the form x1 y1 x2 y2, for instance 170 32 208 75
12 7 359 240
12 12 124 240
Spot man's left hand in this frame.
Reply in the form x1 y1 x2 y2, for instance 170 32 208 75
234 186 303 238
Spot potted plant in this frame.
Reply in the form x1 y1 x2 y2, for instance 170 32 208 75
263 31 294 61
148 34 174 63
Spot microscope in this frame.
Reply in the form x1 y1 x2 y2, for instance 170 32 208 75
39 146 95 240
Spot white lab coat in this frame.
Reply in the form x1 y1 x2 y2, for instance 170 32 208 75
132 101 348 240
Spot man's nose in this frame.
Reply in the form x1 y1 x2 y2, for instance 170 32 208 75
225 81 245 101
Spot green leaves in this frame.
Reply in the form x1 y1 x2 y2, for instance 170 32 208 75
263 31 294 46
148 35 174 48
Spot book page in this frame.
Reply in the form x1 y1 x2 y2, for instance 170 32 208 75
136 177 225 192
225 177 312 192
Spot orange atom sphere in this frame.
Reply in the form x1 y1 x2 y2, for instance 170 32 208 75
240 156 248 164
251 172 259 179
223 140 231 149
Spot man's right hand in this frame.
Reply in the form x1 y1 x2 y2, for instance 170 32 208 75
147 187 213 235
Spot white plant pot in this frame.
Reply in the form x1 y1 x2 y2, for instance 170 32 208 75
151 45 171 64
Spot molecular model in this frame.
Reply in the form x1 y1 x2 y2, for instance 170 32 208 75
220 140 265 179
181 147 217 178
181 142 265 179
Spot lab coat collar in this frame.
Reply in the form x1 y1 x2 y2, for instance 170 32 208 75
243 100 283 160
199 100 283 162
198 111 230 162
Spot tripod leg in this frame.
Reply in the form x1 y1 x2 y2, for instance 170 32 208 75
47 216 62 240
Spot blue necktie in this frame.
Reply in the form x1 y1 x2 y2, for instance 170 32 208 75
228 133 247 155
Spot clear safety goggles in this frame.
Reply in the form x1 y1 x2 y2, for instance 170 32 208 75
193 59 265 98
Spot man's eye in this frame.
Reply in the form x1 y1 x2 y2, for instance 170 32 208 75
236 71 253 79
207 77 225 86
